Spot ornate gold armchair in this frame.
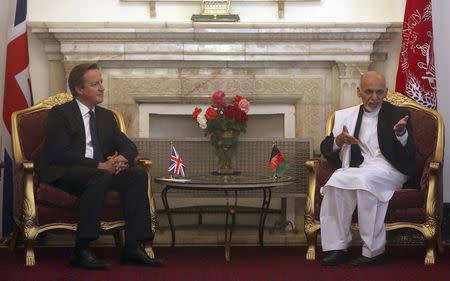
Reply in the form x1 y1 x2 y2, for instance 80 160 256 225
9 93 158 266
304 92 444 265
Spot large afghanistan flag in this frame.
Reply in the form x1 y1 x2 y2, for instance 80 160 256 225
1 0 33 237
395 0 436 109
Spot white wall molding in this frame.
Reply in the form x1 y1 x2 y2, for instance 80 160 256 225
138 104 295 138
30 21 401 109
30 22 400 65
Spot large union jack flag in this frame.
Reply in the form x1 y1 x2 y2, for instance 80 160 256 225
1 0 32 237
168 146 186 177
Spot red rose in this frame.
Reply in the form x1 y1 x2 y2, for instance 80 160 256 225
211 90 226 108
234 109 248 124
223 105 237 119
223 105 247 124
232 95 244 106
192 107 202 120
205 107 218 120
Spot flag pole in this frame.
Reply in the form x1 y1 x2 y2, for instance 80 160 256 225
168 140 174 179
271 141 278 180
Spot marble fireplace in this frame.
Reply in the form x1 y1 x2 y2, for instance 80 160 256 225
31 22 401 152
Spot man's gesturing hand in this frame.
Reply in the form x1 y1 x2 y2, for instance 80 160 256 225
335 125 359 148
393 115 409 136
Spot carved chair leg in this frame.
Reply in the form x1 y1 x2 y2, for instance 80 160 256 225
144 243 155 259
25 239 36 266
113 230 125 249
305 227 319 260
424 235 437 265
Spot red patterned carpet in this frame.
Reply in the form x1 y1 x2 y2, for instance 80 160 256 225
0 246 449 281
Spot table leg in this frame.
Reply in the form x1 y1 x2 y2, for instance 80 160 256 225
224 190 237 261
161 186 175 247
258 187 272 247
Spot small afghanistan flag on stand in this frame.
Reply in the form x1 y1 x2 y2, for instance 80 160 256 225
268 145 288 177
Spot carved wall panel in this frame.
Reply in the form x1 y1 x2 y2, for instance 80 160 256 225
103 67 328 152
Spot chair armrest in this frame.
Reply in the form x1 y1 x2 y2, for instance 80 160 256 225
22 161 34 172
134 156 151 167
419 158 443 194
422 159 443 222
309 157 339 190
305 157 339 221
305 159 320 223
428 160 442 173
13 161 38 236
136 158 158 234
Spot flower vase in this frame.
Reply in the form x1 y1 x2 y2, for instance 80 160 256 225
212 130 240 175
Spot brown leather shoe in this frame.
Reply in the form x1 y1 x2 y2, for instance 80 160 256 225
321 250 350 266
120 247 163 267
70 249 111 270
351 253 386 266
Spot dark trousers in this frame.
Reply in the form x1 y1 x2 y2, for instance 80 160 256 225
52 166 153 243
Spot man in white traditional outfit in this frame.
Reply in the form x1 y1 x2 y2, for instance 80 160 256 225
319 71 416 266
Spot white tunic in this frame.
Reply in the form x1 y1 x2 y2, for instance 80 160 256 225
321 107 408 202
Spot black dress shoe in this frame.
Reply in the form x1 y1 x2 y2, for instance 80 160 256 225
70 249 111 270
120 247 164 267
351 253 386 266
321 250 350 266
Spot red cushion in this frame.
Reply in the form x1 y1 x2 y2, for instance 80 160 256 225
388 189 425 209
35 183 124 226
36 183 123 209
385 208 425 223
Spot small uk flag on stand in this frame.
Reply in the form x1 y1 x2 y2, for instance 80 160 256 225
168 145 186 177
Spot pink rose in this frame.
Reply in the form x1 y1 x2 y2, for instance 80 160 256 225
211 90 226 108
238 98 250 113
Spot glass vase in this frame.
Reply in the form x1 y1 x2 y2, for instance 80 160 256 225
212 130 239 175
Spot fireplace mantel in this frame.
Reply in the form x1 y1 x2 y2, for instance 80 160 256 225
30 21 400 63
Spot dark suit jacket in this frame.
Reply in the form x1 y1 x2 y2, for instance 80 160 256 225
38 100 138 183
320 101 416 179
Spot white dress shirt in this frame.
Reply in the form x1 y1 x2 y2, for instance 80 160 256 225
76 99 95 159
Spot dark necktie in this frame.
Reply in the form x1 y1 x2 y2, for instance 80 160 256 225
88 110 103 162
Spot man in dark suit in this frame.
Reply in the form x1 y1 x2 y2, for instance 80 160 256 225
39 63 162 270
319 71 416 267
